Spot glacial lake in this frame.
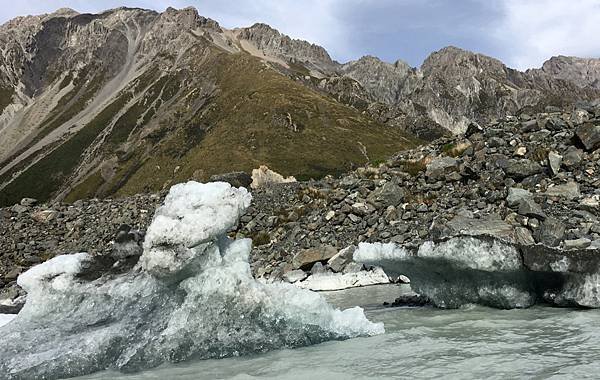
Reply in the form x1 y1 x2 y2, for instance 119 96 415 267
77 284 600 380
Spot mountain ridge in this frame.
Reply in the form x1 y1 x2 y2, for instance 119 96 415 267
0 6 599 207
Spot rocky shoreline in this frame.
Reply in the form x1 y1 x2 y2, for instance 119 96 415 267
2 105 600 310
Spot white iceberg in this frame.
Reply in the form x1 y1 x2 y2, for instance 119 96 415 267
0 181 382 380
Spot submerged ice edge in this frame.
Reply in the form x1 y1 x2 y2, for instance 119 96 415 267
0 181 383 380
354 238 600 309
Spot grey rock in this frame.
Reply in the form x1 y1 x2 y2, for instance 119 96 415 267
328 246 356 273
11 205 29 214
548 151 562 176
514 227 535 246
291 245 337 270
545 181 580 200
563 238 592 250
576 123 600 151
31 210 59 223
563 147 583 168
507 187 534 208
505 159 543 180
518 198 546 220
426 156 458 180
367 181 404 207
20 198 38 207
580 196 600 214
444 214 516 243
535 217 566 247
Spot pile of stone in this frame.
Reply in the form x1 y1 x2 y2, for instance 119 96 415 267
241 105 600 278
0 195 163 288
1 105 600 306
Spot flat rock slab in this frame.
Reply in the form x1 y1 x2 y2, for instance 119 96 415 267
444 214 518 243
291 245 337 270
521 244 600 273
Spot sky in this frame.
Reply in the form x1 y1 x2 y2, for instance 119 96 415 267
1 0 599 70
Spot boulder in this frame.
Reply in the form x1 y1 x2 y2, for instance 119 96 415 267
580 196 600 214
517 198 546 220
506 187 534 208
514 227 535 246
426 156 458 180
545 181 580 200
20 198 37 207
505 159 543 180
571 109 590 125
444 214 516 243
514 147 527 157
250 166 296 189
328 246 356 273
291 245 338 270
351 202 376 216
31 210 59 223
562 147 583 168
563 238 592 250
535 217 566 247
576 123 600 151
547 151 562 176
325 210 335 221
367 181 404 208
388 294 431 307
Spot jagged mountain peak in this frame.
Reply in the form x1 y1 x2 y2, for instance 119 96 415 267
236 21 336 70
538 55 600 89
421 46 507 74
50 8 80 18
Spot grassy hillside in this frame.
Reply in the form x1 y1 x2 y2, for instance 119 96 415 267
114 51 419 196
1 45 420 206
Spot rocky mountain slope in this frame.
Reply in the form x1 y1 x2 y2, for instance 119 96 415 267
1 6 599 208
0 7 418 207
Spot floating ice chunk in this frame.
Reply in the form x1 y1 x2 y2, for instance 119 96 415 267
140 182 252 275
0 181 382 379
296 267 390 291
354 242 411 262
354 237 535 309
417 238 523 272
17 252 90 293
143 181 251 249
557 273 600 307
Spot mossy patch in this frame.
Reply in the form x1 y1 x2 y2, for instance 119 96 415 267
64 170 105 203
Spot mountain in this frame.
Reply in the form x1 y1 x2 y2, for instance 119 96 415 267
533 55 600 89
0 6 599 207
0 7 418 206
339 47 600 134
